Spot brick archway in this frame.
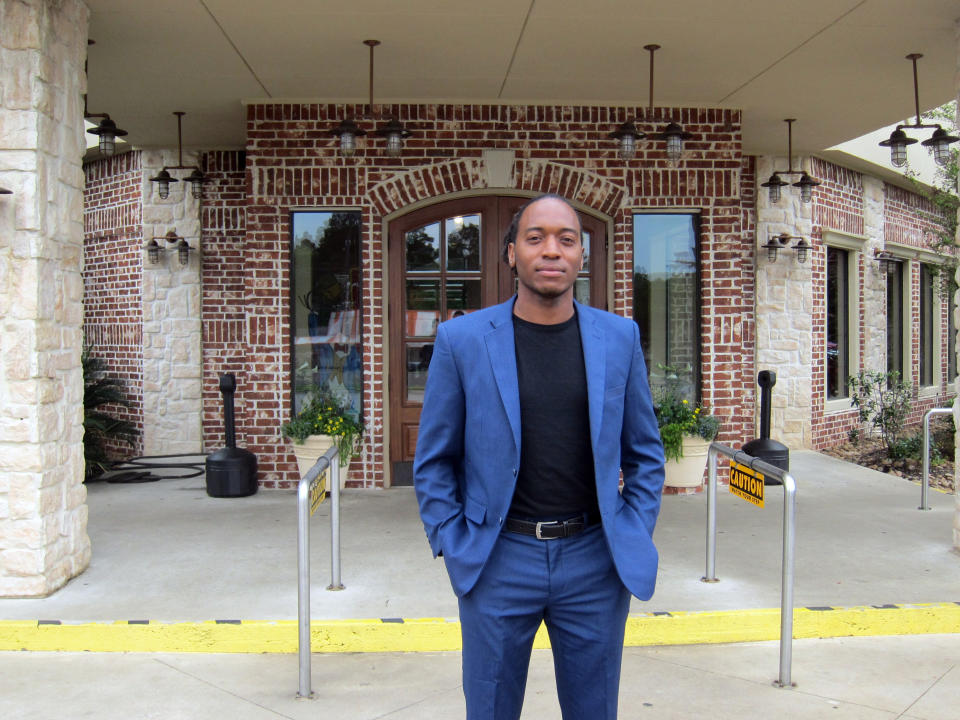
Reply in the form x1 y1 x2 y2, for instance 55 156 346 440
368 158 626 218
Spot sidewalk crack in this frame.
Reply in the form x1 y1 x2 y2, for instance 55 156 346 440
152 658 296 719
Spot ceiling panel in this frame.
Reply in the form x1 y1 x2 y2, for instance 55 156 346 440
84 0 960 155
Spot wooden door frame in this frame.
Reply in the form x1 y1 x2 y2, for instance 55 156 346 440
379 191 613 487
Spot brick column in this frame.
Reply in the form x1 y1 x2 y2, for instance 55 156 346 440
755 155 814 448
0 0 91 596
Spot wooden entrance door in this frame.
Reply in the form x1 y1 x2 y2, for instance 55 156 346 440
387 196 607 484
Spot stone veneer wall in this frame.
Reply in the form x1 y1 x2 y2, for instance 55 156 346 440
240 103 754 488
754 155 815 448
82 151 144 457
140 149 203 455
0 0 91 596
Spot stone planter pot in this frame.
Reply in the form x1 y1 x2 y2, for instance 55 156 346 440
663 436 712 488
291 434 347 489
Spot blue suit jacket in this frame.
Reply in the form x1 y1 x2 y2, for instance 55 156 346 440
413 298 665 599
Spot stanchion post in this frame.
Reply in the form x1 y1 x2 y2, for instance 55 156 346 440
777 473 797 688
702 444 718 582
296 466 315 699
328 452 344 591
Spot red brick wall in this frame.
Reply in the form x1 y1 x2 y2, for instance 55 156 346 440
809 158 863 449
82 151 144 458
243 102 752 488
199 150 248 452
884 183 954 428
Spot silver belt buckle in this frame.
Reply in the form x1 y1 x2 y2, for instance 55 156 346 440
535 520 561 540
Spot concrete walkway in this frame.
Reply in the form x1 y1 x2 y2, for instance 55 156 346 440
0 450 957 718
1 635 957 719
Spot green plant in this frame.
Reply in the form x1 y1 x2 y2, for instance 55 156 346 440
847 370 913 456
82 349 139 479
847 427 860 445
653 365 720 462
282 379 363 461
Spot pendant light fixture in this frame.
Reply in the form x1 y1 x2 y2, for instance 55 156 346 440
84 40 128 157
879 53 958 168
761 119 821 203
609 44 691 165
149 112 208 199
331 40 411 158
0 187 11 195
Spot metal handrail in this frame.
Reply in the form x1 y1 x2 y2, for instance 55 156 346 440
921 407 953 511
703 442 798 688
296 445 342 700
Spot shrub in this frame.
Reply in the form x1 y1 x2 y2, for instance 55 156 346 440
82 349 139 479
847 370 912 456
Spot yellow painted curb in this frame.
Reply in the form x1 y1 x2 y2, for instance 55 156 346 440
1 603 957 654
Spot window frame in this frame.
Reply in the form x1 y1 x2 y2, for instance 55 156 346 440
822 231 864 414
631 209 703 402
288 208 364 417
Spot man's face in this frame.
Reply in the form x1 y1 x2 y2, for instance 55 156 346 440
507 197 584 303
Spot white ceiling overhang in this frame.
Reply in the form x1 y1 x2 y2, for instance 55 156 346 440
85 0 959 157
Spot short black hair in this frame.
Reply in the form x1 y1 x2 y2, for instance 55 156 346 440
501 193 582 265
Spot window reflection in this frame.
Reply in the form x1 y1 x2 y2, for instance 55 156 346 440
633 214 700 400
291 211 363 417
406 222 441 272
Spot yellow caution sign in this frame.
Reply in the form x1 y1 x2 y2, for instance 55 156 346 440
729 461 764 507
309 469 327 516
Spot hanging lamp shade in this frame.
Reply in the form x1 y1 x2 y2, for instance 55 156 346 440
86 116 128 157
376 118 411 158
761 173 789 203
146 239 161 265
792 172 821 203
761 234 789 263
879 128 917 168
608 120 645 161
184 168 208 199
0 187 11 195
177 239 191 266
654 122 692 164
791 237 810 264
330 118 366 157
921 127 959 167
149 168 178 199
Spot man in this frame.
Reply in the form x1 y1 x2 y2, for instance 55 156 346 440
414 194 665 719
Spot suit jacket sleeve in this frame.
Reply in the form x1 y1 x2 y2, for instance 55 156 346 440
618 322 665 536
413 324 465 557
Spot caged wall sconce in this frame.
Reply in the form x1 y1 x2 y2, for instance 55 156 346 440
608 44 691 165
762 233 810 264
147 230 194 267
879 53 957 168
149 112 208 199
760 119 821 204
330 40 412 158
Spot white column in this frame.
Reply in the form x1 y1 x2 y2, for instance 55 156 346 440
0 0 91 596
754 155 814 448
953 18 960 553
141 149 203 456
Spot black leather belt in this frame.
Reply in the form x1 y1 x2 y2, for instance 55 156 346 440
505 513 600 540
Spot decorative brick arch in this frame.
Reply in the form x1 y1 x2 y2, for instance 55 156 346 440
368 158 625 218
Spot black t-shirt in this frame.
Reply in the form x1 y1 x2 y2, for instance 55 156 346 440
508 311 599 520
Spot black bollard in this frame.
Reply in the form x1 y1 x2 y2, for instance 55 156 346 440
742 370 789 485
205 373 259 497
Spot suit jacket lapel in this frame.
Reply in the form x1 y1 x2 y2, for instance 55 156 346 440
577 303 605 455
484 301 522 457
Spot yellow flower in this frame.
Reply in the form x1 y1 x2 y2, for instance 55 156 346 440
682 399 688 405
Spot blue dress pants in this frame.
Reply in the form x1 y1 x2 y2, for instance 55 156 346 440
458 524 631 720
